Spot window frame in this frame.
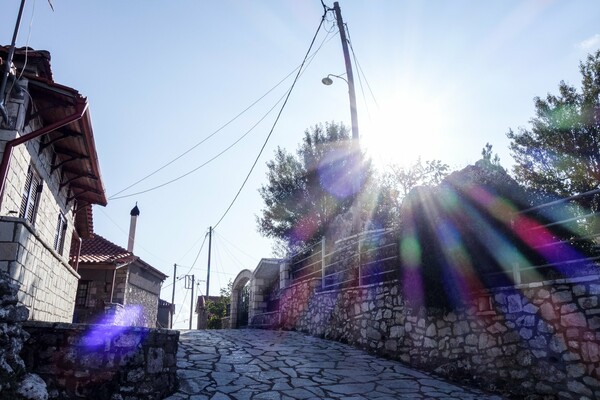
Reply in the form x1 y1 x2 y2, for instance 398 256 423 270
53 212 68 254
75 281 90 307
19 165 43 225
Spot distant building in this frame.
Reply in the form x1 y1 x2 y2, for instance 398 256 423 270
230 258 282 328
157 299 175 329
0 46 106 322
71 205 168 328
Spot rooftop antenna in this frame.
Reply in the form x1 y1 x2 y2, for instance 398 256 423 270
0 0 27 124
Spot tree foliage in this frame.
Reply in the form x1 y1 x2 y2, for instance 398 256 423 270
205 280 232 329
257 122 370 252
376 158 450 228
508 50 600 208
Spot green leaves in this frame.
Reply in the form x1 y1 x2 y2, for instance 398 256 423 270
508 50 600 207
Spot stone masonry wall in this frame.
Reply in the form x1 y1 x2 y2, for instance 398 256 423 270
21 321 179 400
274 275 600 399
0 271 49 399
0 217 79 322
125 283 159 328
0 100 79 323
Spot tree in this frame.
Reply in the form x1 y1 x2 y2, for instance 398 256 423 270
257 122 371 252
507 50 600 209
375 158 450 228
205 280 232 329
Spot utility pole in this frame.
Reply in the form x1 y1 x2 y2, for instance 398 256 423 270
170 263 176 329
333 1 358 141
0 0 26 123
184 274 195 330
332 1 361 233
206 227 212 297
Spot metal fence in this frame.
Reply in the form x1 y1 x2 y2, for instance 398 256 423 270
507 188 600 284
288 189 600 291
289 229 400 291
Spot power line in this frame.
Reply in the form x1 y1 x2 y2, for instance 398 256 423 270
109 86 290 200
212 10 328 229
96 207 171 265
109 31 335 201
110 27 335 202
346 25 378 109
213 229 257 263
161 230 209 290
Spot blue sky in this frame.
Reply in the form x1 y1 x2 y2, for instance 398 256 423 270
2 0 599 328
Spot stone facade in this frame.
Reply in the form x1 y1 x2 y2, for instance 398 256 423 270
21 321 179 400
0 271 48 399
265 275 600 399
0 217 79 322
1 116 79 323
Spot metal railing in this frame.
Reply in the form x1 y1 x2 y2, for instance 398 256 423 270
507 188 600 284
289 229 400 291
287 189 600 291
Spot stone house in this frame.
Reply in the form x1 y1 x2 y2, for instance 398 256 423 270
0 46 107 322
71 206 168 327
230 258 283 328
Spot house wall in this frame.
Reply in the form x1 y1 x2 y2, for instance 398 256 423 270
125 263 162 328
267 275 600 399
0 217 79 322
0 85 79 323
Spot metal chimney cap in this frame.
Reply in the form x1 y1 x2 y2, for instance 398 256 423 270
130 203 140 216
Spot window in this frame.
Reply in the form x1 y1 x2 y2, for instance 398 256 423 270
19 166 42 225
75 281 89 307
54 213 67 254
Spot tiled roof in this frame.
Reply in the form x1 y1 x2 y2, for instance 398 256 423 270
72 234 134 264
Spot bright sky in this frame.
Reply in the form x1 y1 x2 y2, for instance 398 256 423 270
2 0 599 328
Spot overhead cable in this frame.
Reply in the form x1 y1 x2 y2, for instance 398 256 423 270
212 10 328 229
109 30 334 200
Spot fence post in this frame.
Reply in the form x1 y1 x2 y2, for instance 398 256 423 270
511 213 522 284
321 237 326 290
358 233 362 286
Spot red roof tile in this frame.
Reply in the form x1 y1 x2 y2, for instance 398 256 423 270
72 234 134 264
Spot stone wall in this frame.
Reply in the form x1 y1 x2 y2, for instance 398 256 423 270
21 321 179 400
0 217 79 322
125 282 159 328
0 100 79 323
271 275 600 399
0 271 49 399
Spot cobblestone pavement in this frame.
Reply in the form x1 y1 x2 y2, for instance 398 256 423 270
164 329 504 400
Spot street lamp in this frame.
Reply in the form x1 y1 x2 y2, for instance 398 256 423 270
321 74 348 86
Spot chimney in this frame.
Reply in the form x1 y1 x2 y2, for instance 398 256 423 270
127 203 140 252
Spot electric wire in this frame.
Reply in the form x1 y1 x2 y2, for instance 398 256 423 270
110 27 335 201
8 0 35 97
109 85 291 200
108 69 297 199
214 229 257 263
216 234 249 271
96 207 171 265
109 29 335 200
212 11 328 230
161 229 208 290
173 287 189 326
347 25 379 109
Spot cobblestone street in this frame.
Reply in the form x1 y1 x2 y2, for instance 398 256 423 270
165 329 503 400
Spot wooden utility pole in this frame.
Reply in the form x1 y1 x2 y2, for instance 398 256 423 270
333 1 361 233
206 227 212 297
170 263 176 329
333 1 358 141
184 274 195 329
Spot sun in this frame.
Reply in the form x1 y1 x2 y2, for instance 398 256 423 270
360 90 449 169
